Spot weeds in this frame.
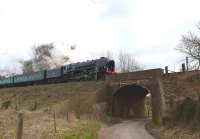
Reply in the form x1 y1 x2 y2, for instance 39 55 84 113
64 121 101 139
170 97 200 129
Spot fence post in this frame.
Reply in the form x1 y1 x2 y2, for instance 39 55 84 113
32 101 37 111
53 111 57 133
182 63 186 72
186 57 189 71
16 113 23 139
66 111 69 122
165 66 168 74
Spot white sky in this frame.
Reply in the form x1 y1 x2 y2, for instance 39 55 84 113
1 0 200 73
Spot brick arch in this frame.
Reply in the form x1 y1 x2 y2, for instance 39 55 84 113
114 84 150 94
106 69 164 125
108 81 163 126
111 84 150 118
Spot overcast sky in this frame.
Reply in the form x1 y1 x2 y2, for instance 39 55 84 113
1 0 200 73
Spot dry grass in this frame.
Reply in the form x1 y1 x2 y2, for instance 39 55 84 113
0 109 102 139
0 110 79 139
147 123 200 139
0 80 106 121
0 81 106 139
0 81 105 110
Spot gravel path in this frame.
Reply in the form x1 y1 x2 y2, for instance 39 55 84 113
99 120 155 139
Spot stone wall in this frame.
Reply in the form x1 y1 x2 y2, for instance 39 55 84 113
161 71 200 118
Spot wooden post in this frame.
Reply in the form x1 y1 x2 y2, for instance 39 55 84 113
182 63 186 72
32 101 37 111
53 111 57 133
186 57 189 71
78 93 81 119
165 66 168 74
95 67 98 80
66 111 69 122
16 97 20 111
16 113 23 139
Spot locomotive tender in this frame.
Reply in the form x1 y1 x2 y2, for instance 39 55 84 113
0 57 115 87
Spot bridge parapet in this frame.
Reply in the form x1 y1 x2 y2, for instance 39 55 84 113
106 68 164 82
119 79 149 87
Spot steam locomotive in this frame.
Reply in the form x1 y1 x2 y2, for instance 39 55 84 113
0 57 115 87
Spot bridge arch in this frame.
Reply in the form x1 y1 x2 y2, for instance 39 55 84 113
106 69 164 125
112 84 151 119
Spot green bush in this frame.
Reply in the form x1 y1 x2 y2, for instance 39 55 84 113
64 121 101 139
64 135 80 139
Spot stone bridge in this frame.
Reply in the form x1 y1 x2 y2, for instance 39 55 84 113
105 69 165 126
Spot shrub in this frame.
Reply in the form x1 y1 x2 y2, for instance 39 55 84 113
64 121 100 139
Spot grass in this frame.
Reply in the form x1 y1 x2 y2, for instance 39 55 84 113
0 81 105 111
147 122 200 139
64 121 101 139
0 81 109 139
0 110 102 139
0 81 105 139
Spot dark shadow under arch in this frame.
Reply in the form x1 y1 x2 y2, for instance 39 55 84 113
112 85 150 119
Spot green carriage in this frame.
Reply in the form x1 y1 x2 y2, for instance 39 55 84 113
0 77 13 85
14 71 45 83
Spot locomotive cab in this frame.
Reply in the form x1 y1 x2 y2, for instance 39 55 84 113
106 60 115 74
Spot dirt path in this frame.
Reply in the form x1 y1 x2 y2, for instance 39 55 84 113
99 120 155 139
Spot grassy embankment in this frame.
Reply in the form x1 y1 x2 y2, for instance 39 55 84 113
0 81 106 139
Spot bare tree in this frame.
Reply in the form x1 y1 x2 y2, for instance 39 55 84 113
177 23 200 69
20 60 34 73
32 43 54 71
117 51 141 73
20 43 69 73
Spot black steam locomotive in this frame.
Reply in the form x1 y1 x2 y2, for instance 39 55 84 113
0 57 115 87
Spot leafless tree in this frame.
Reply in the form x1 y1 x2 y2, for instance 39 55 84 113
19 60 34 73
117 51 141 73
177 23 200 69
20 43 69 73
32 43 55 71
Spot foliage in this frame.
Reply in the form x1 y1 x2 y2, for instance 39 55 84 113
63 121 101 139
145 96 152 118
